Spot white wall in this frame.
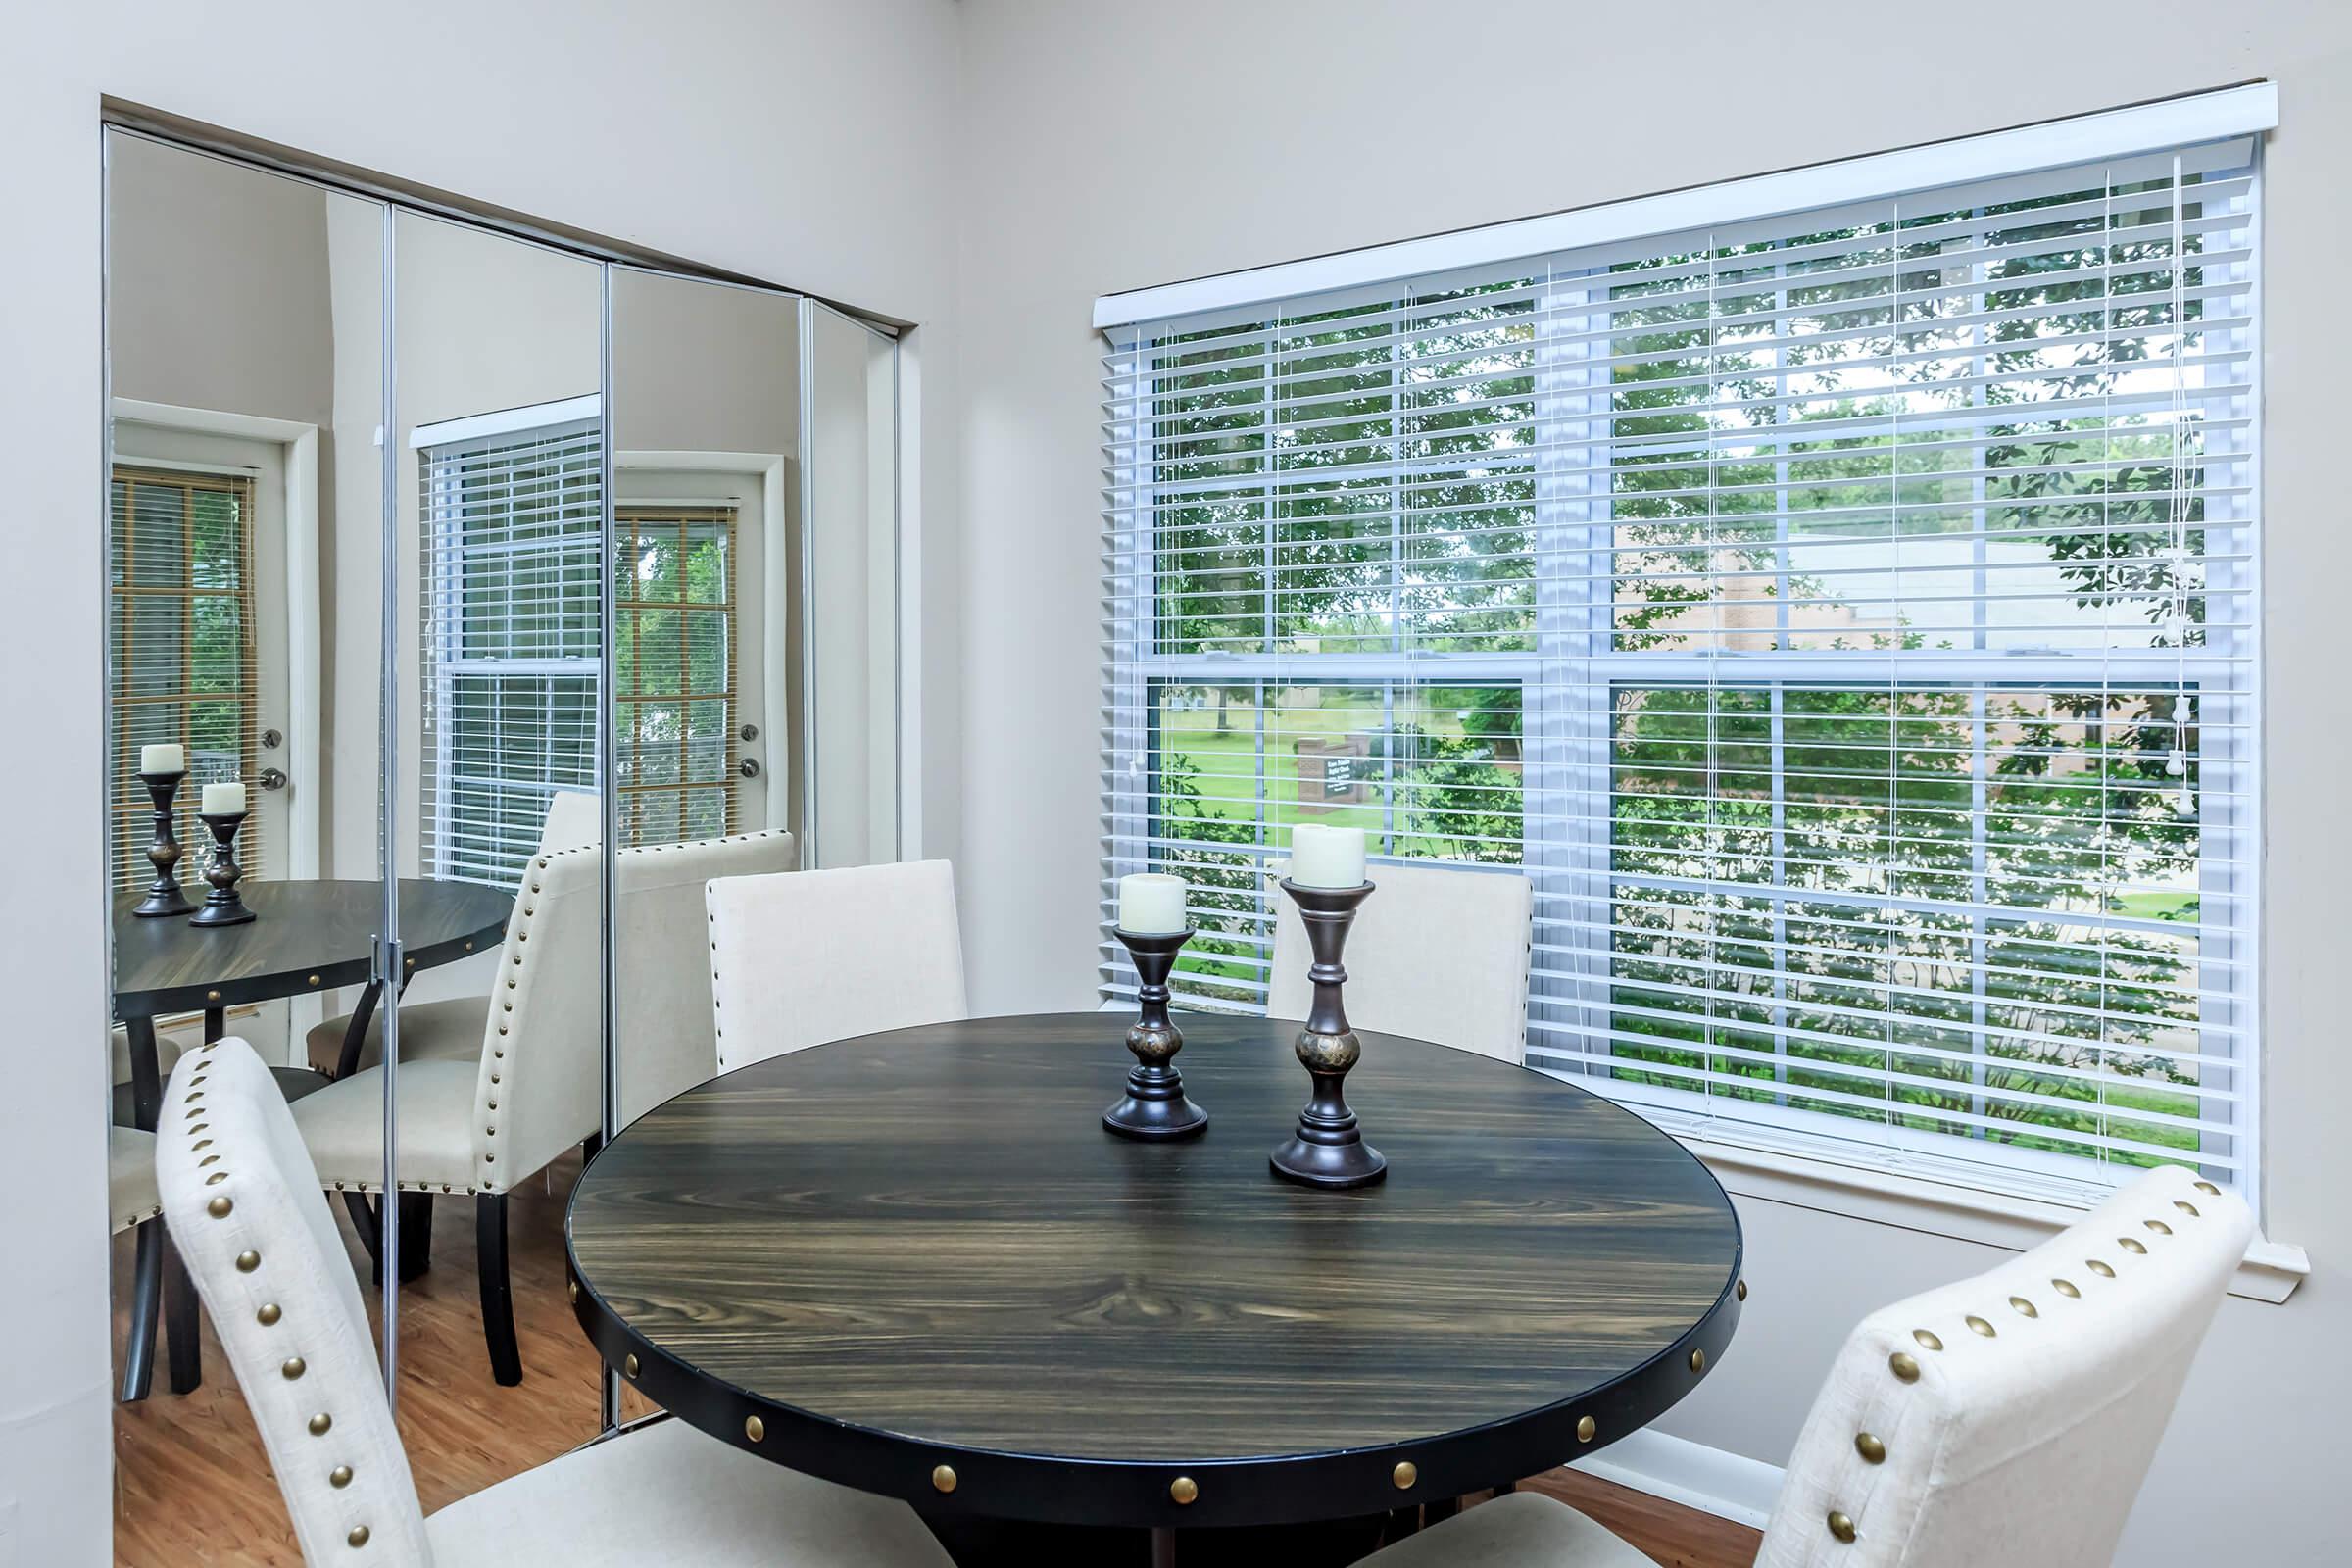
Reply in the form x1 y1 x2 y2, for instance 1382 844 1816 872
951 2 2352 1560
0 3 962 1563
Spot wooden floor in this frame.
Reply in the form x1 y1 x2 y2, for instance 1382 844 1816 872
111 1150 1761 1567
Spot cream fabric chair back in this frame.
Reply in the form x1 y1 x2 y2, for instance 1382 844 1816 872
537 788 601 854
706 859 966 1070
470 844 604 1193
1267 862 1533 1062
615 830 798 1120
1757 1163 2251 1567
158 1038 434 1565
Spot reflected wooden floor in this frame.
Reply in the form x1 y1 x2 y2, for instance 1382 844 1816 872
110 1149 1761 1567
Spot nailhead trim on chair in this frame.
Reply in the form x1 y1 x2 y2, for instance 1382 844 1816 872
1845 1188 2210 1550
181 1039 373 1554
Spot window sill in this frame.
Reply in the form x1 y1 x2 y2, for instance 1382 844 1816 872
1683 1134 2310 1304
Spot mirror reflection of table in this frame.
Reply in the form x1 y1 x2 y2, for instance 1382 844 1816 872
112 876 512 1400
568 1013 1744 1566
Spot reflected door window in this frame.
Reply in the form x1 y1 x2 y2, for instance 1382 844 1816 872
109 466 260 887
420 414 601 885
614 506 739 845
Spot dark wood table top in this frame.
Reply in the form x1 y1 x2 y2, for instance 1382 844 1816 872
566 1012 1743 1531
112 877 513 1017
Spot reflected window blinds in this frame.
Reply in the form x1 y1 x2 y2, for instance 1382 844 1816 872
420 417 602 885
109 466 262 888
1101 137 2260 1201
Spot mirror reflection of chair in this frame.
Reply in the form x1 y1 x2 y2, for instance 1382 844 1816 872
705 859 966 1071
305 790 602 1080
1267 861 1533 1063
159 1037 955 1567
1357 1164 2250 1568
286 829 796 1385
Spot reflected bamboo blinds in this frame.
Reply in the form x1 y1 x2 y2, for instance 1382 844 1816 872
1100 137 2260 1202
109 466 262 889
614 505 739 847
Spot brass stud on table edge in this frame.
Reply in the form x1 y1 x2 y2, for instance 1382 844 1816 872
1392 1460 1417 1490
931 1464 957 1494
1689 1348 1706 1374
1854 1433 1886 1465
1827 1510 1857 1544
567 1280 579 1304
745 1415 765 1444
1888 1352 1920 1383
623 1353 639 1378
1169 1476 1199 1506
1576 1414 1597 1443
1736 1279 1747 1301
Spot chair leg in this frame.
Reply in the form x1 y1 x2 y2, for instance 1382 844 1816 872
346 1191 383 1272
119 1219 163 1402
397 1193 433 1283
163 1227 202 1395
476 1193 522 1386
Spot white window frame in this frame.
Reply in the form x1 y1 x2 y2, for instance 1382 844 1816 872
1099 89 2304 1296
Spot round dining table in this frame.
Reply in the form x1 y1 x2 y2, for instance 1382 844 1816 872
113 876 512 1400
568 1012 1742 1564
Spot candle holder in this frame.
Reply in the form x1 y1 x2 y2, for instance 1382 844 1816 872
188 810 256 927
1269 878 1385 1189
131 769 195 917
1102 927 1210 1141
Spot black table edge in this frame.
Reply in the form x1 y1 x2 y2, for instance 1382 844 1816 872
563 1026 1747 1532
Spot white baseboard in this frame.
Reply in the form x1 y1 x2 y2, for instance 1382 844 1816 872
1568 1429 1786 1531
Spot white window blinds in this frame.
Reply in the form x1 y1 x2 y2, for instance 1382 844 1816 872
1102 131 2260 1203
420 416 602 885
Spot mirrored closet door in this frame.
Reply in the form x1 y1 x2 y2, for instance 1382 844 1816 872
104 127 904 1558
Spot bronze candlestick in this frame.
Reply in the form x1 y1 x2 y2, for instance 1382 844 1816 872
1269 878 1385 1188
132 769 195 917
188 810 255 927
1102 927 1209 1140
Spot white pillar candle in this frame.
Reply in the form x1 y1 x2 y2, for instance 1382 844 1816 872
140 743 186 774
201 781 247 815
1117 872 1189 935
1289 823 1367 889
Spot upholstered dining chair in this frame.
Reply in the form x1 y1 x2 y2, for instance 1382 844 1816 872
288 829 796 1384
1267 862 1533 1062
705 858 967 1071
157 1037 956 1568
306 789 602 1078
1357 1163 2250 1568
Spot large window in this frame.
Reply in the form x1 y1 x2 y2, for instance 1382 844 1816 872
109 466 260 888
1102 133 2259 1202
